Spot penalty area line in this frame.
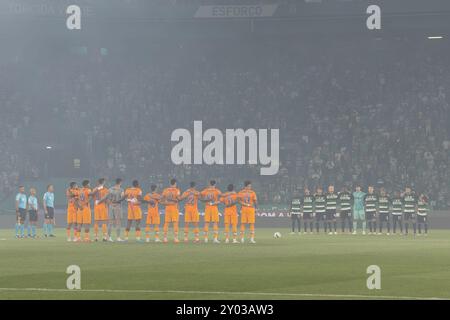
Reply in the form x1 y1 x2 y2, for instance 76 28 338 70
0 287 445 300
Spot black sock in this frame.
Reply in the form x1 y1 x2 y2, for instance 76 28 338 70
387 222 390 233
425 223 428 234
316 222 319 233
333 221 337 232
418 223 422 234
413 223 417 234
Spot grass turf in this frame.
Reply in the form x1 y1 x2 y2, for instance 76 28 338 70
0 228 449 300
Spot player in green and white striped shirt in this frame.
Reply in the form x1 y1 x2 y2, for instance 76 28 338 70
391 191 403 235
302 188 315 234
377 187 391 235
338 186 353 234
289 192 302 234
325 185 338 235
364 186 378 235
417 193 429 236
402 187 417 236
314 187 327 234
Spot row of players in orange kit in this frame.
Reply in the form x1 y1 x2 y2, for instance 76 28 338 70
65 178 257 244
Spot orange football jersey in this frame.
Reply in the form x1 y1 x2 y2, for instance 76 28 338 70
67 188 79 210
181 188 200 209
238 189 257 207
79 187 92 209
143 192 161 210
201 187 222 208
162 187 181 208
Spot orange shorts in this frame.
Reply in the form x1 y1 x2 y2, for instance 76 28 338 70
184 206 199 223
165 206 179 223
127 205 142 221
67 207 77 224
241 206 255 224
146 208 160 225
77 207 92 225
224 207 238 225
204 206 219 223
94 205 108 221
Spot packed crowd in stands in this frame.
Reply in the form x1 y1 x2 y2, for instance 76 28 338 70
0 36 449 209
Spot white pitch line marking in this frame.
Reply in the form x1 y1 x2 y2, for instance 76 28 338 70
0 287 445 300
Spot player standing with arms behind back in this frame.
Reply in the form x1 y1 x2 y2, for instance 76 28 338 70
238 180 257 244
143 184 162 243
180 182 200 243
124 180 144 242
220 184 239 243
161 178 181 243
200 180 222 243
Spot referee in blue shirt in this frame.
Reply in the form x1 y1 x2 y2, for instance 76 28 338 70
15 186 27 238
43 185 55 237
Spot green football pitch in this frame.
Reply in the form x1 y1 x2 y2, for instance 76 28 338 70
0 228 449 300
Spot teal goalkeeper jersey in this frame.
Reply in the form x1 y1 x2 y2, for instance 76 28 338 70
353 191 366 211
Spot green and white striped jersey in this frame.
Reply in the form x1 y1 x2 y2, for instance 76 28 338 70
391 197 403 215
417 199 429 216
364 193 378 213
290 198 302 214
378 195 390 214
325 193 338 210
302 195 314 214
402 193 417 214
314 194 326 214
338 192 353 212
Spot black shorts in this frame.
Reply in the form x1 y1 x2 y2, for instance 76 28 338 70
340 211 352 219
417 215 427 223
326 209 336 220
45 207 55 219
29 210 38 222
404 213 415 221
392 214 402 221
315 213 325 221
379 213 389 222
17 208 27 222
291 213 301 220
365 212 376 220
303 213 313 220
